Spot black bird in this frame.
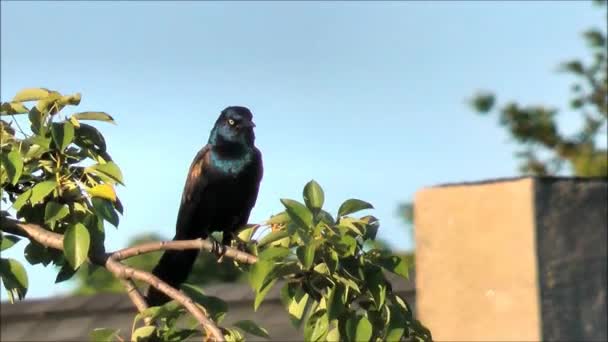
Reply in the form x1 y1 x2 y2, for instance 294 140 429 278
146 106 263 306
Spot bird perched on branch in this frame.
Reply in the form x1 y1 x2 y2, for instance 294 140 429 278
146 106 263 306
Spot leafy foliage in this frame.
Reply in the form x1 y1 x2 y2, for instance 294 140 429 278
469 1 607 177
1 88 429 341
1 88 122 301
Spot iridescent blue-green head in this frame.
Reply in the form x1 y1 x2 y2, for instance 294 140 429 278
208 106 256 148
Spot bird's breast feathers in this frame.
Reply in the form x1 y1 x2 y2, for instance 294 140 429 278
209 149 255 176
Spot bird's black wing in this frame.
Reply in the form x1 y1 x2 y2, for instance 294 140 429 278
174 144 212 240
147 144 212 306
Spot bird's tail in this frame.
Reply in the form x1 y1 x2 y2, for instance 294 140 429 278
146 249 199 306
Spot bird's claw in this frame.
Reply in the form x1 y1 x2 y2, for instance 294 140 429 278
211 239 227 262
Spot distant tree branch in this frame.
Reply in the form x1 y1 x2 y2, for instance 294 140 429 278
0 217 238 342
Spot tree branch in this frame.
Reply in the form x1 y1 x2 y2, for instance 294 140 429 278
111 239 258 264
0 217 227 342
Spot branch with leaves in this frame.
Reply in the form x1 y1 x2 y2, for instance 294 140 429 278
1 88 431 342
468 0 607 177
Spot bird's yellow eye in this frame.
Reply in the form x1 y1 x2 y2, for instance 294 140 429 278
228 119 235 126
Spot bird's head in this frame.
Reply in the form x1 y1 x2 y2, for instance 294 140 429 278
209 106 256 148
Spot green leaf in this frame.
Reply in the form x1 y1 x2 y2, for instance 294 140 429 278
29 180 57 204
237 224 258 242
87 161 124 185
366 266 387 307
334 274 360 293
181 284 228 322
59 93 81 106
324 248 339 273
297 241 316 269
327 327 340 342
92 197 119 227
334 234 357 257
131 326 156 341
265 211 290 225
72 111 115 124
305 309 329 342
375 254 410 279
51 121 75 151
338 199 374 217
0 235 20 251
0 258 28 303
12 189 32 211
74 123 107 152
0 102 29 115
386 305 406 342
44 201 69 226
89 328 120 342
347 315 373 342
55 263 78 283
281 198 313 229
326 285 345 320
63 223 90 269
24 242 49 266
280 283 309 326
254 278 276 311
318 209 336 225
1 149 23 185
12 88 51 102
233 320 270 339
258 246 290 261
303 180 324 213
257 230 289 247
87 184 117 202
249 260 273 292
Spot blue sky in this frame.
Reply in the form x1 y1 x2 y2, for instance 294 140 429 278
1 1 603 298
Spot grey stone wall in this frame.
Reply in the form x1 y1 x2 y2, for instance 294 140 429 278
534 177 607 342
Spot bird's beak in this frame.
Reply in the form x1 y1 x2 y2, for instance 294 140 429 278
243 120 256 128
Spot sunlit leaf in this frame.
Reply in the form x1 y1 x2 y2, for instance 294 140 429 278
72 111 115 124
258 246 290 261
280 283 309 326
12 88 50 102
249 260 273 292
30 180 57 204
86 161 124 185
87 184 117 202
63 223 90 269
257 230 289 247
